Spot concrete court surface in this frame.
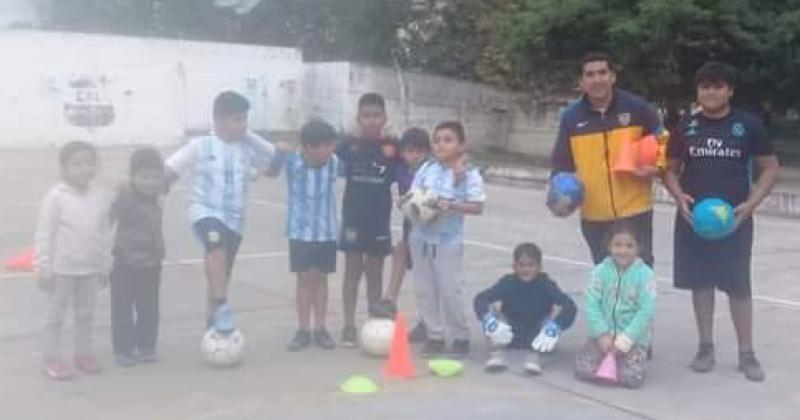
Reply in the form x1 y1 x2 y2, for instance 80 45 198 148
0 148 799 420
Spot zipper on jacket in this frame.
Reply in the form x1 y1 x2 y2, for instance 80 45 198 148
611 267 623 339
600 112 619 218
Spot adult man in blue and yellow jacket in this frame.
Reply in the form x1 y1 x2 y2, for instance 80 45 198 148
551 52 669 266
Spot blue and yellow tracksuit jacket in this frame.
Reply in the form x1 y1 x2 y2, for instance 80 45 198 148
551 89 669 222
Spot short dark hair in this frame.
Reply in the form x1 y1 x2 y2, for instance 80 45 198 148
129 147 164 176
433 121 466 143
604 221 641 247
213 91 250 119
59 141 97 167
400 127 430 152
580 51 616 74
694 61 737 87
300 119 337 147
358 92 386 113
513 242 542 265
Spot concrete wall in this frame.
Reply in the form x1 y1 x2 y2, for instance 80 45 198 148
0 30 565 158
303 62 564 157
0 30 304 147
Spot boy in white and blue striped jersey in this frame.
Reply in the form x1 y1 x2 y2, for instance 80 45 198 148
165 91 288 335
285 120 340 351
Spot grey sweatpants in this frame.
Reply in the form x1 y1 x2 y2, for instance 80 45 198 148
44 274 99 359
410 239 469 341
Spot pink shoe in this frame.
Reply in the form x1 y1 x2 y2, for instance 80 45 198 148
74 354 102 374
42 359 76 381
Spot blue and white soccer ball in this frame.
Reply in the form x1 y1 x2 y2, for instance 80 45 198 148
547 172 584 217
201 328 245 367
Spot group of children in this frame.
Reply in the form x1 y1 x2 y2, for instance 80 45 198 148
33 90 657 388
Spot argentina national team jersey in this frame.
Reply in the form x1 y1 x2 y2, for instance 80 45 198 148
166 132 277 233
668 108 773 206
285 152 339 242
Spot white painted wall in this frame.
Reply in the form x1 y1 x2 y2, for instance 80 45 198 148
0 30 563 158
0 30 304 147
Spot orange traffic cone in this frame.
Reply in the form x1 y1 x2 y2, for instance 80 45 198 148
4 247 35 272
595 352 619 384
613 137 637 173
638 134 659 167
382 313 416 379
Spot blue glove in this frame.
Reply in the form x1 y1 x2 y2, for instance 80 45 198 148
531 320 561 352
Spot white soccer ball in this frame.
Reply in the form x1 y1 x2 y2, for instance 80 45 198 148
400 188 441 224
360 318 396 357
201 328 245 367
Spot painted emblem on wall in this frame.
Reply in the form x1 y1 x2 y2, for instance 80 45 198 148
63 75 115 128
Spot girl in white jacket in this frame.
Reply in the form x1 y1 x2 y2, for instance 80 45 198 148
34 141 112 381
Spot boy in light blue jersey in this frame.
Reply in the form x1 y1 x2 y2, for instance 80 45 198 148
285 120 340 351
409 121 485 358
165 91 288 334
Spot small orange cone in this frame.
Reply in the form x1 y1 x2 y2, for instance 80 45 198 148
382 313 416 379
4 247 35 272
613 137 637 173
595 352 619 384
638 134 659 167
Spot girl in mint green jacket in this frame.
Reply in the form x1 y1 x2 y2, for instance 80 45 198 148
574 222 657 388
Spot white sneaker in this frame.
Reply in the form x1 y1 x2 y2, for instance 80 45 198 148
524 352 542 375
485 350 508 373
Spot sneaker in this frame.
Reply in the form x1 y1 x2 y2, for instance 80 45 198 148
408 322 428 344
115 353 138 367
484 350 508 373
449 339 470 359
524 352 543 375
689 343 715 373
313 328 336 350
136 350 157 364
213 303 235 333
738 352 765 382
42 358 75 381
340 325 358 348
74 354 102 374
421 339 446 358
287 330 312 352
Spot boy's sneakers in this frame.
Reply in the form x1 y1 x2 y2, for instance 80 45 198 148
421 339 446 358
213 303 235 333
408 322 427 344
42 358 75 381
136 350 157 364
689 343 715 373
484 350 508 373
74 354 102 374
738 352 765 382
313 328 336 350
449 339 470 359
340 325 358 348
287 330 312 352
524 352 543 375
115 353 138 367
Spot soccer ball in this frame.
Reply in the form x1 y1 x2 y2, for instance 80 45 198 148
201 328 245 367
692 198 735 240
360 318 396 357
400 188 441 224
547 172 584 217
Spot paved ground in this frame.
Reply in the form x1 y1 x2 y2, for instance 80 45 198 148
1 148 799 420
